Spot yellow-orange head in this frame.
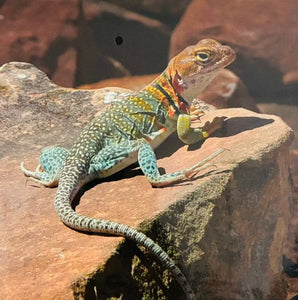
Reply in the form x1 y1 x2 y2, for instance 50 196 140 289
168 39 236 103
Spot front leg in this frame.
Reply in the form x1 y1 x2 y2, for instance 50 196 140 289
177 114 226 145
138 141 224 187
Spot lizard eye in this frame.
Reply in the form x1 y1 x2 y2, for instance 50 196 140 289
196 51 213 63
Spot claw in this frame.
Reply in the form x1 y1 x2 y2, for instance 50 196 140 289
20 162 37 178
184 148 225 178
185 162 213 178
20 161 58 187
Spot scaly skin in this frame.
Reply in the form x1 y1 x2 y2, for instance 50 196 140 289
21 39 235 299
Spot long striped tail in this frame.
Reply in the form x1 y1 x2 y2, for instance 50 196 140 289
54 169 195 300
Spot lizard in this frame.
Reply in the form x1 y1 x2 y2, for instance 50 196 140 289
21 39 236 299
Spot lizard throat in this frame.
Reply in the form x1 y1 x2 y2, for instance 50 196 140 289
179 71 220 101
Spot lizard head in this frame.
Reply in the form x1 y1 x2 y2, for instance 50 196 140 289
169 39 236 103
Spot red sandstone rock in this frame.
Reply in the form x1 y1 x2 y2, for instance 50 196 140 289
284 150 298 299
106 0 191 20
0 1 171 88
170 0 298 97
0 62 293 299
0 0 79 87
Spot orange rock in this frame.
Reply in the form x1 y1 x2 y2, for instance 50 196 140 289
0 0 79 87
0 62 293 299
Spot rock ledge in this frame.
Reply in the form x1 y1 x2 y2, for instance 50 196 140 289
0 62 293 299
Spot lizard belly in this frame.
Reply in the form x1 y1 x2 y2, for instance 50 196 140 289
148 126 176 150
99 151 139 178
84 124 176 184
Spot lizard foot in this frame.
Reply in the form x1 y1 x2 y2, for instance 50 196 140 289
183 148 225 178
20 146 69 187
20 162 59 187
201 116 227 137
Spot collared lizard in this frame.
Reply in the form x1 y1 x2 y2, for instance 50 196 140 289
21 39 235 300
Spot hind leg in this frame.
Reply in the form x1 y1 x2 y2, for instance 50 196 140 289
21 146 69 187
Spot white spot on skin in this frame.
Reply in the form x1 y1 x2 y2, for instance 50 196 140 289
18 73 28 79
221 83 237 98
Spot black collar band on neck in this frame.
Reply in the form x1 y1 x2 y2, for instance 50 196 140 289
152 73 189 115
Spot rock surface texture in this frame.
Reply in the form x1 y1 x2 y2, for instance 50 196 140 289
0 62 293 299
285 150 298 299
